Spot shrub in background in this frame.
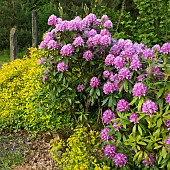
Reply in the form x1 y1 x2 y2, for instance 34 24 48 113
40 13 170 169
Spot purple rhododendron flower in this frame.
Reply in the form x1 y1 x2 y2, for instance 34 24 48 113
113 122 123 131
73 36 84 47
102 109 116 124
55 21 69 31
47 40 58 50
142 100 158 116
92 34 102 45
77 84 84 92
103 82 114 94
132 82 148 98
44 32 53 43
101 15 109 22
165 114 170 130
100 29 111 37
142 154 156 167
44 69 50 74
57 61 68 72
60 44 74 56
90 77 100 88
113 78 120 91
165 92 170 105
129 113 139 124
104 54 115 66
100 35 111 46
118 68 132 80
152 44 160 52
42 76 48 82
67 20 78 31
104 20 113 28
48 14 58 25
137 75 145 82
103 70 110 78
114 153 128 167
110 44 120 55
113 56 126 69
38 58 46 65
130 56 142 71
104 145 116 158
85 29 97 37
101 128 113 141
142 48 154 59
160 42 170 54
86 13 97 23
117 99 130 112
83 50 93 61
39 41 47 49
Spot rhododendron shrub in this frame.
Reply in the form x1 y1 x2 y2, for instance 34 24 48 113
39 13 170 169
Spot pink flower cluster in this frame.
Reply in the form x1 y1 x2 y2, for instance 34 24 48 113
117 99 130 112
118 68 132 80
101 128 113 141
57 61 68 72
114 153 128 167
103 82 114 94
38 58 46 65
104 144 116 158
165 92 170 105
129 113 139 124
102 109 116 124
90 77 100 88
77 84 84 92
132 82 148 98
83 50 93 61
60 44 74 56
142 154 156 167
142 100 158 116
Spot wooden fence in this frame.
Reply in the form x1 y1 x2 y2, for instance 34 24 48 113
10 10 38 61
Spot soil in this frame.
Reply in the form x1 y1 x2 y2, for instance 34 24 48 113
0 130 62 170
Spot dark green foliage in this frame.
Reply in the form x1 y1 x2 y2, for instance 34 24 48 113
0 0 170 50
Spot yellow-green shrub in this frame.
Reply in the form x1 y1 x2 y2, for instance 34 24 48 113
50 126 110 170
0 48 72 131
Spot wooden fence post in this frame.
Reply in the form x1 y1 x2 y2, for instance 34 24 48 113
10 27 18 61
32 10 38 48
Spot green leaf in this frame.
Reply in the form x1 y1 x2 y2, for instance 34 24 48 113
89 88 94 96
138 98 144 111
154 145 162 150
96 88 100 96
138 151 143 162
108 96 113 107
130 97 138 105
137 141 147 145
138 125 143 136
167 161 170 170
58 72 63 81
132 124 137 134
153 128 160 138
157 88 164 98
133 151 141 161
162 146 167 159
102 97 109 106
157 118 162 127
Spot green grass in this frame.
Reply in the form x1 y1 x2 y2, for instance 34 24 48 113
0 150 24 170
0 49 10 63
0 48 28 64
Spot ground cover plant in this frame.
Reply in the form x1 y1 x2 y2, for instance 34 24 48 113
39 13 170 169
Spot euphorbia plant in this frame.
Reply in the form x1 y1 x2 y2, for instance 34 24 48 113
39 13 170 169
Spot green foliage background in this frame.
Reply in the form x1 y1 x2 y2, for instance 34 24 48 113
0 0 169 51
